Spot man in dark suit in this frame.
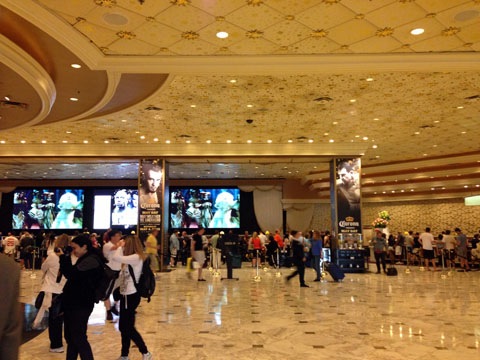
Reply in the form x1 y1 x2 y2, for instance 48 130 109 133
0 254 21 359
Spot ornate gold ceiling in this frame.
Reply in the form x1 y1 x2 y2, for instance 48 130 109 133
0 0 480 202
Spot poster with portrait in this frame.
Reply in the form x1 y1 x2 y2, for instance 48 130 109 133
335 158 362 234
138 159 163 235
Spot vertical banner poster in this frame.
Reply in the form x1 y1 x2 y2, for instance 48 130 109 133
139 159 163 237
335 158 362 234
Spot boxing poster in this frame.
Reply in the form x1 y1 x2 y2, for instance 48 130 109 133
138 159 163 235
333 158 362 234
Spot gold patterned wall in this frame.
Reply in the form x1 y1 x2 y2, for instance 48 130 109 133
309 199 480 237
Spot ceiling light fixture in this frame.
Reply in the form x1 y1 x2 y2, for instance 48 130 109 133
366 77 374 82
230 79 237 83
410 28 425 35
69 97 78 101
308 139 314 143
186 140 191 144
288 139 293 143
267 139 272 143
216 31 229 39
4 96 10 101
329 139 334 143
20 140 26 144
206 140 211 144
83 140 88 144
71 64 81 69
247 140 252 143
226 140 231 143
350 99 356 103
41 140 47 144
165 140 171 144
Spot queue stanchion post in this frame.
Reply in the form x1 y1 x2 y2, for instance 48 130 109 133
275 249 282 277
253 250 261 282
213 249 221 277
30 248 37 279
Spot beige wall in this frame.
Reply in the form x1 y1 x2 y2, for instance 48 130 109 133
308 198 480 237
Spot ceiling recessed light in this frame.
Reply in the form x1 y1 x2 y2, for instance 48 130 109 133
464 185 469 188
350 99 356 103
190 104 196 108
20 140 26 144
153 138 158 142
186 140 191 144
362 136 368 140
165 140 171 144
247 140 252 143
288 139 293 143
324 132 329 136
246 104 253 108
206 140 211 144
372 144 378 149
41 140 47 144
329 139 334 143
373 118 379 121
104 140 109 144
414 131 420 135
140 135 145 140
332 121 338 125
69 97 78 101
308 139 314 143
230 79 237 83
71 63 81 69
410 28 425 35
461 131 467 134
226 139 231 143
366 77 374 82
4 96 10 101
83 140 88 144
121 119 127 122
267 139 272 143
62 140 68 143
216 31 229 39
0 140 5 144
457 106 464 109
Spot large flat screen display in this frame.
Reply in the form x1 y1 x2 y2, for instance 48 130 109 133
12 189 84 230
93 188 138 229
169 187 240 229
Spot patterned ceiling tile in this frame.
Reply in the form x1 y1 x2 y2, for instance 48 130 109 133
295 2 356 30
225 3 284 30
348 34 403 52
365 1 428 28
74 21 119 48
228 37 279 55
339 0 398 15
189 0 247 17
327 18 378 45
107 37 160 55
133 20 183 48
262 19 314 46
393 17 445 44
409 33 464 52
152 2 216 32
415 0 477 15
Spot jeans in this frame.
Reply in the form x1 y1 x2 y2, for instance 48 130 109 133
313 255 322 280
64 305 94 360
119 293 148 356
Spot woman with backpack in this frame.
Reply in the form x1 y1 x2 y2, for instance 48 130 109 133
113 235 152 360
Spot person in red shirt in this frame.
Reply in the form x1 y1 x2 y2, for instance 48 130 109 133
249 232 262 267
274 229 284 249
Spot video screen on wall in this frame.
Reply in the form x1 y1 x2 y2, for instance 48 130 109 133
12 189 84 230
169 187 240 229
93 188 138 230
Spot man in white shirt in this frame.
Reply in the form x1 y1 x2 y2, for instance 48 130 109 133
103 230 123 320
419 227 436 271
442 229 457 269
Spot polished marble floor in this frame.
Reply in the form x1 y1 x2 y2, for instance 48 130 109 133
19 263 479 360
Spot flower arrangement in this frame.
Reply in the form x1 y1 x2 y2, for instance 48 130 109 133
378 210 391 221
372 218 388 228
372 210 391 228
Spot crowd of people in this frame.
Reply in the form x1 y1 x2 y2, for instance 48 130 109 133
370 227 480 274
0 229 154 360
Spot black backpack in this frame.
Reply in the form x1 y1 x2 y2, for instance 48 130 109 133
94 263 120 303
128 257 156 302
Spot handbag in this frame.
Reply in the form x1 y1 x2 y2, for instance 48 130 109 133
386 267 398 276
35 291 45 309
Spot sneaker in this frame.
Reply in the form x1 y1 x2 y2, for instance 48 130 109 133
142 352 152 360
300 284 310 288
117 357 129 360
49 347 64 353
106 311 113 321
